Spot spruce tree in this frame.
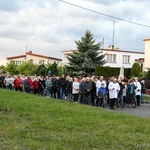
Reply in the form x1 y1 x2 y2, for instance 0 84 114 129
66 30 106 76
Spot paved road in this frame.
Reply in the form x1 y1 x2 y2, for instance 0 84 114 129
105 103 150 118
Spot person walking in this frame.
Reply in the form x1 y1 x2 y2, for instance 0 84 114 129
134 77 141 106
72 77 79 103
108 77 120 110
58 74 66 100
126 79 136 108
83 77 92 105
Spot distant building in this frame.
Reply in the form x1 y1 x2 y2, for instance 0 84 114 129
143 39 150 71
62 45 145 71
6 51 62 66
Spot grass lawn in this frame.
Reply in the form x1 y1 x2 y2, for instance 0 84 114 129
144 95 150 102
0 89 150 150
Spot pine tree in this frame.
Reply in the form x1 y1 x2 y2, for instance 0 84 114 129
66 30 106 76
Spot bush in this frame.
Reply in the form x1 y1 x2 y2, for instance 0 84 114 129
95 66 131 79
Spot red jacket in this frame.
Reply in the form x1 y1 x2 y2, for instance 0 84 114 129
26 78 33 87
17 78 22 87
14 78 18 88
33 80 39 89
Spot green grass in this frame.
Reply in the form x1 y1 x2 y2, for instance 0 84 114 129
144 95 150 102
0 89 150 150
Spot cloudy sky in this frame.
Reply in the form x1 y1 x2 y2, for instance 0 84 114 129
0 0 150 65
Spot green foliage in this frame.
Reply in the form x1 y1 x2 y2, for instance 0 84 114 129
143 69 150 79
130 63 142 78
6 60 19 75
0 65 7 74
57 66 67 76
35 64 47 76
47 62 58 76
17 61 38 76
66 30 106 76
95 66 131 79
0 89 150 150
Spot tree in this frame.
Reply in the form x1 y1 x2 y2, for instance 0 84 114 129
35 64 47 76
66 30 106 76
0 65 7 74
18 62 38 76
6 60 18 75
130 63 142 78
47 62 58 76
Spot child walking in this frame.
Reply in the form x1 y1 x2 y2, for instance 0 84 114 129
96 83 106 108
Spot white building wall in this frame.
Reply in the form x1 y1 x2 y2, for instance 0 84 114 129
101 50 144 68
62 50 144 69
26 55 49 65
7 57 26 64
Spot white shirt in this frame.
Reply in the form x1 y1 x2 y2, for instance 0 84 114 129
134 81 141 96
72 81 79 94
108 82 120 99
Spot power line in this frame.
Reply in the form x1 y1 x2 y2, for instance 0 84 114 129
59 0 150 28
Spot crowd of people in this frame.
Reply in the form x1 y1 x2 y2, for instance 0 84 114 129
0 74 147 110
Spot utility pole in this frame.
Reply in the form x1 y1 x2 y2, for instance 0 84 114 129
102 38 104 49
26 44 27 52
112 21 115 50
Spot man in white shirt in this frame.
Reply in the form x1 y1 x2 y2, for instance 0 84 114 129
96 76 106 95
108 77 120 110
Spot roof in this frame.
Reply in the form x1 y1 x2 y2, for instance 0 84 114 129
26 52 62 61
101 49 144 54
143 38 150 41
62 49 144 54
6 55 26 60
6 51 62 61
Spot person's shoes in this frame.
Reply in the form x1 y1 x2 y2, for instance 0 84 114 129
121 106 124 108
132 104 136 108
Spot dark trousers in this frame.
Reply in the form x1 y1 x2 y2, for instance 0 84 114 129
110 98 117 109
79 92 83 104
34 89 38 95
51 92 56 98
91 93 95 106
96 98 105 108
136 95 141 106
60 87 65 100
83 93 91 104
73 93 78 102
129 94 136 105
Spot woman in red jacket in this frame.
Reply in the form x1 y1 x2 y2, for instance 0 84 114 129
26 77 33 93
33 78 39 95
13 76 18 91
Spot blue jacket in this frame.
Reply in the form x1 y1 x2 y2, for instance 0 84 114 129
98 87 106 98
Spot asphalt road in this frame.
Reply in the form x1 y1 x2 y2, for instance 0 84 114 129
105 103 150 118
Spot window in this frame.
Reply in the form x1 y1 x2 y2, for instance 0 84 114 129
30 59 33 64
39 59 44 65
122 55 130 64
107 54 116 63
15 61 21 66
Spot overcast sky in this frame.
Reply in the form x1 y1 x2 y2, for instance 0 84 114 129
0 0 150 65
